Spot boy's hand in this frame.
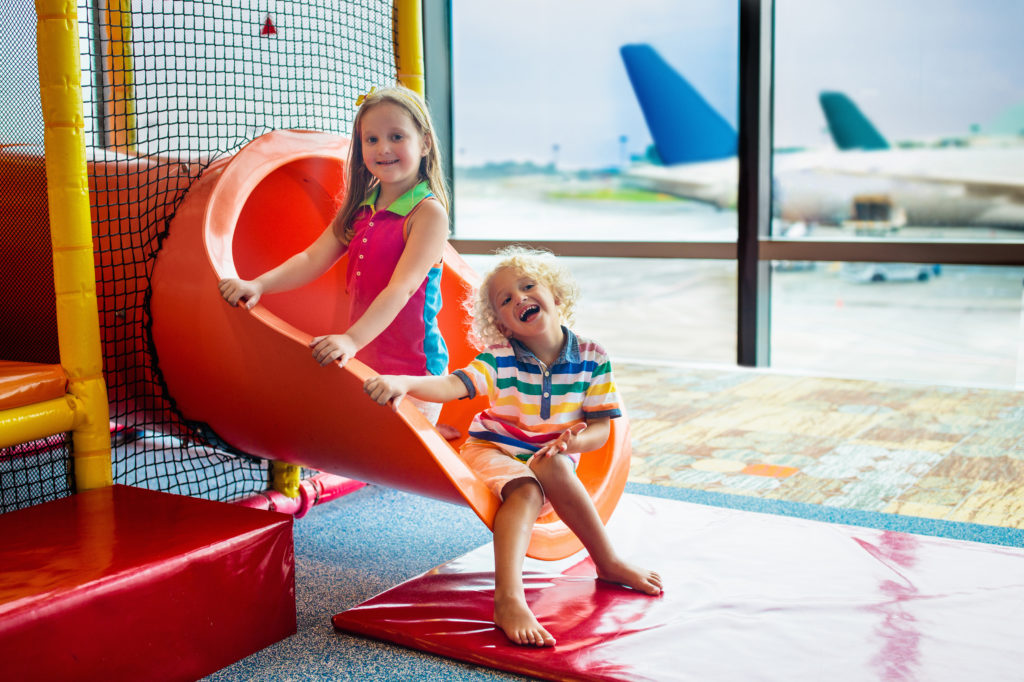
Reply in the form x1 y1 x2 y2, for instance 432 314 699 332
536 423 588 458
219 278 263 310
364 375 408 411
310 333 358 367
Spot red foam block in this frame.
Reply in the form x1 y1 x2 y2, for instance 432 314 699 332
333 493 1024 682
0 485 296 680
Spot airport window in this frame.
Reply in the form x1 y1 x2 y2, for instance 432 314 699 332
463 254 738 367
450 0 739 365
771 0 1024 386
451 0 738 243
445 0 1024 386
773 0 1024 244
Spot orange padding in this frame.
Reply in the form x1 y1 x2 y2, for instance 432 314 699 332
0 361 67 411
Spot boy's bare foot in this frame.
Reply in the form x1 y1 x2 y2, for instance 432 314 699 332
596 559 663 595
494 594 556 647
437 423 460 441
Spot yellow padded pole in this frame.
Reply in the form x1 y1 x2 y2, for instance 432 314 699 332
98 0 138 150
36 0 113 489
0 396 78 450
393 0 424 95
272 460 302 499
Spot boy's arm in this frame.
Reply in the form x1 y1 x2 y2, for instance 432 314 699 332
364 373 468 411
535 417 612 458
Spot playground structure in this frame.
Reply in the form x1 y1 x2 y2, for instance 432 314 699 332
148 125 630 559
0 1 630 677
0 0 412 507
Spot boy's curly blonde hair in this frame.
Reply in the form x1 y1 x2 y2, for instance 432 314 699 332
467 246 580 347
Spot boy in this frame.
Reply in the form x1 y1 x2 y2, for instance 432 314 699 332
364 246 661 647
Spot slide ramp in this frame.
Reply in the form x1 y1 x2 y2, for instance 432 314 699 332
149 130 629 560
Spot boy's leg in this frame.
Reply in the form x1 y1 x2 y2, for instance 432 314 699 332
492 477 556 647
530 454 662 595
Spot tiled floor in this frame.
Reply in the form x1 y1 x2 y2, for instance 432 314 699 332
618 362 1024 529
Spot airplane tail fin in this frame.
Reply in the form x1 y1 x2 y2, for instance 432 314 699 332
620 43 736 165
819 92 890 150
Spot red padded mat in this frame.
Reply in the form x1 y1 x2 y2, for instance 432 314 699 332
334 493 1024 682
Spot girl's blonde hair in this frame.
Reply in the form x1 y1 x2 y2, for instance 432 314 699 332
331 85 450 245
468 246 580 347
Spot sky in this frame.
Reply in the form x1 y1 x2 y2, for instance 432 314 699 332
4 1 1021 163
452 0 1024 169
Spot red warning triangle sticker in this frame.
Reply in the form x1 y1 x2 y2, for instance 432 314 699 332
261 16 277 36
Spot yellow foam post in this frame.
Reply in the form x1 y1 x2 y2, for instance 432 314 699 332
36 0 113 489
0 397 78 450
272 460 301 499
98 0 138 150
393 0 424 95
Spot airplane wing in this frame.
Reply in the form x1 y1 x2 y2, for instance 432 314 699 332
622 158 738 209
801 148 1024 202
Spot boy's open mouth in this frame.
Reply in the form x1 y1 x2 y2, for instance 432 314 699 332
519 304 540 322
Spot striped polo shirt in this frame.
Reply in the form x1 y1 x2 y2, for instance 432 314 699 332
453 327 622 460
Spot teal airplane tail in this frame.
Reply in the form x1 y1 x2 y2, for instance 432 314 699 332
819 92 890 150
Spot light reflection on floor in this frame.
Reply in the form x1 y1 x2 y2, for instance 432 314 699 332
617 362 1024 530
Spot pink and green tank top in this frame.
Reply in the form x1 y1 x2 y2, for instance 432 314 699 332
345 181 448 376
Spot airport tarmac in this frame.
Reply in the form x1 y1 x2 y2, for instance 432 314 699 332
454 177 1024 389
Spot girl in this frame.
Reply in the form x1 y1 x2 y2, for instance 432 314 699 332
219 85 451 425
363 247 662 647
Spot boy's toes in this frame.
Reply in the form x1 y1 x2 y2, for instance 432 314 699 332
507 624 555 647
643 571 663 595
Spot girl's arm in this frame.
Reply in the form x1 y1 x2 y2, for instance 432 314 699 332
534 417 612 458
364 373 468 411
310 200 449 366
219 225 347 310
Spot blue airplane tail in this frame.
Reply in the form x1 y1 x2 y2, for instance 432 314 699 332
819 92 890 151
620 43 736 165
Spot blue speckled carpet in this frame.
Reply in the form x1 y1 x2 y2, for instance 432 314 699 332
204 477 1021 681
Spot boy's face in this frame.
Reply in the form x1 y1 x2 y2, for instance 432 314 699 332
489 267 561 341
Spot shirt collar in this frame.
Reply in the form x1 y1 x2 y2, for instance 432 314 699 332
359 180 432 216
509 326 580 366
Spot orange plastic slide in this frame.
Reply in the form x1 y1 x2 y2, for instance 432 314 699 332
149 130 630 560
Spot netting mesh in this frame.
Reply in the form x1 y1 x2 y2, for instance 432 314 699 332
0 0 397 510
0 3 68 511
0 434 75 514
86 0 397 501
0 3 55 367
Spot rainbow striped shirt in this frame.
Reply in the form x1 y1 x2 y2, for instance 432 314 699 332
453 327 622 460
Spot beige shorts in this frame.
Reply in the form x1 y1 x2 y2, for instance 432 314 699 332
459 439 580 517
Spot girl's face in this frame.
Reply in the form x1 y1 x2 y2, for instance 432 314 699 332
359 102 429 191
488 267 561 341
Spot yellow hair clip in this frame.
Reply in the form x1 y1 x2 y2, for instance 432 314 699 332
355 87 376 107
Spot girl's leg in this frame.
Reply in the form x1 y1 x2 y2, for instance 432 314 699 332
530 455 662 595
492 477 556 647
406 396 460 440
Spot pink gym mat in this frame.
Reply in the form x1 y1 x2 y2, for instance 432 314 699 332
333 493 1024 681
